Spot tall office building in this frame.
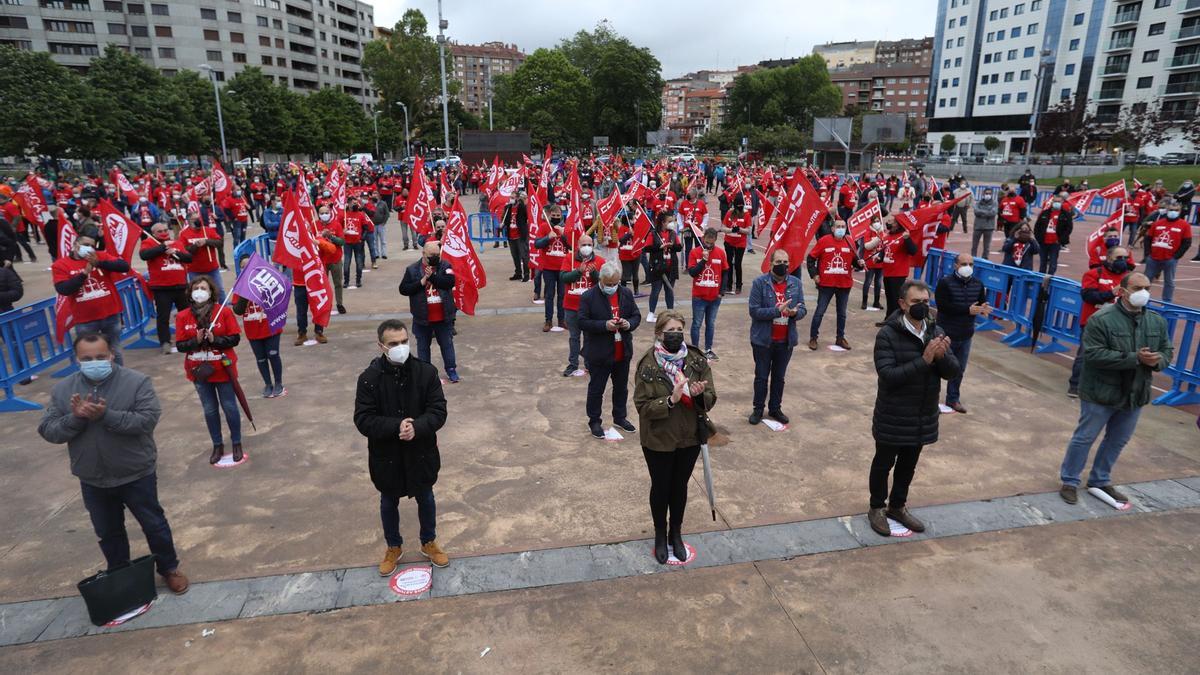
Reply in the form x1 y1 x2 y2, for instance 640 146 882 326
449 41 525 119
928 0 1197 157
0 0 378 107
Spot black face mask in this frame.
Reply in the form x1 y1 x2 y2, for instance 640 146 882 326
661 331 685 352
907 302 929 322
427 255 440 266
772 262 789 277
1108 258 1129 274
550 217 562 225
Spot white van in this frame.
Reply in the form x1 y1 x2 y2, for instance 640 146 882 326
346 153 375 165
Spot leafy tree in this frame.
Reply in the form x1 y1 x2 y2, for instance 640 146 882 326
0 46 96 162
285 93 325 159
417 99 482 153
307 87 367 156
984 136 1002 153
559 21 663 147
940 134 957 154
1105 100 1170 178
85 45 174 167
724 56 841 134
162 71 217 160
750 124 806 156
1034 98 1095 172
226 67 294 157
695 127 738 152
504 49 593 149
363 9 446 132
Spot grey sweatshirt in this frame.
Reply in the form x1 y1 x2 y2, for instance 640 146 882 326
37 364 162 488
973 199 998 232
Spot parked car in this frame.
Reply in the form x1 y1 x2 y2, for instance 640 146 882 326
1162 152 1198 165
346 152 375 165
233 157 261 168
945 156 962 165
983 155 1007 164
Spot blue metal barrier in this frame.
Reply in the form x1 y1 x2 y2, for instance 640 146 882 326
0 277 155 413
468 212 503 245
233 233 276 275
1035 276 1084 354
1148 302 1200 406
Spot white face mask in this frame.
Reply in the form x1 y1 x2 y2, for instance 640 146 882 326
579 245 593 257
191 288 211 304
319 213 332 222
833 228 846 238
76 244 95 257
386 344 410 364
1166 210 1180 219
1127 289 1150 308
957 264 974 278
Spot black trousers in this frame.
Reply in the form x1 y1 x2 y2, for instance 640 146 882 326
621 259 640 293
642 445 701 532
585 356 630 425
869 442 924 509
508 237 528 279
152 286 188 345
883 275 906 318
723 244 745 291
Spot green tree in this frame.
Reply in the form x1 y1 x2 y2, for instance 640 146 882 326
86 45 174 167
285 92 325 159
940 134 957 154
0 46 98 162
984 135 1002 154
363 9 446 133
307 87 368 156
695 127 738 152
162 71 217 160
558 21 663 147
504 49 593 149
1106 100 1169 179
226 67 294 157
724 56 841 134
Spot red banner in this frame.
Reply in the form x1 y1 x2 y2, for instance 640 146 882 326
209 161 233 203
753 188 775 238
443 196 486 315
894 194 966 268
1088 208 1125 245
95 199 140 263
404 156 436 236
847 200 882 241
565 162 585 238
1098 179 1126 200
15 176 48 226
109 167 140 203
760 170 826 272
275 189 332 327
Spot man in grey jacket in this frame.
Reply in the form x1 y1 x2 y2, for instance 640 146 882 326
971 187 999 259
37 333 189 594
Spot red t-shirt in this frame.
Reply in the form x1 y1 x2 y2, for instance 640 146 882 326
999 196 1026 223
838 183 857 209
1147 217 1191 261
563 255 605 312
723 210 751 248
539 231 570 271
235 296 282 340
770 281 789 342
687 245 726 301
617 225 640 262
677 198 708 237
809 234 856 289
425 280 445 323
343 211 369 244
176 305 240 383
1043 210 1061 245
610 292 624 362
1080 266 1127 326
880 232 912 278
51 253 124 323
141 237 189 288
180 225 221 273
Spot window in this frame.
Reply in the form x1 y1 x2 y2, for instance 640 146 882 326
997 29 1006 40
1017 92 1028 102
1011 27 1021 38
900 77 909 84
154 25 170 37
950 97 957 106
1004 72 1015 82
980 75 988 85
1001 94 1012 103
104 0 122 9
1008 49 1018 60
107 22 125 33
984 53 993 63
986 95 995 104
1015 3 1025 15
1000 8 1008 17
1020 69 1032 80
1068 39 1079 50
989 9 998 19
204 28 219 40
257 16 267 27
230 31 244 43
991 73 999 83
947 38 955 48
127 2 143 13
1028 23 1039 35
158 46 173 58
1060 88 1071 100
130 24 147 37
48 42 99 56
1143 50 1158 63
1154 0 1170 6
150 3 166 14
1148 22 1165 36
949 18 956 27
160 68 177 76
43 19 95 32
1031 0 1042 9
274 37 283 48
228 11 241 22
206 49 222 61
1025 47 1036 57
954 57 962 67
134 47 150 58
1065 64 1075 75
1074 12 1085 25
978 95 987 105
952 77 960 86
200 7 216 20
960 15 967 24
1137 76 1153 88
957 37 965 47
258 35 270 46
887 77 896 84
233 52 247 63
939 98 946 108
261 55 272 65
272 18 282 29
943 59 951 68
987 32 994 42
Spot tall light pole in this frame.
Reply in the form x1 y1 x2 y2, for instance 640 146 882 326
436 0 451 161
197 64 228 167
372 110 381 159
394 101 411 159
486 61 494 131
1028 48 1053 160
635 100 641 148
457 123 462 153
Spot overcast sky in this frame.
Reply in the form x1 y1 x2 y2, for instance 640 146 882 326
375 1 940 78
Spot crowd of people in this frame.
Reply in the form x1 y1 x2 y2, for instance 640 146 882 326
4 152 1194 589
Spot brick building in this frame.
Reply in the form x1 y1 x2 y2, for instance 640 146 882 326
829 62 932 134
449 41 525 118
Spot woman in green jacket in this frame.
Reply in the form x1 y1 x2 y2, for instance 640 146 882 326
633 309 717 563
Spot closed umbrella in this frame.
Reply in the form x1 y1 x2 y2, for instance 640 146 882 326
1028 275 1052 353
694 393 716 521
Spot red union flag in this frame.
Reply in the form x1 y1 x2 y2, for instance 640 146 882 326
1064 188 1099 214
847 200 882 241
54 294 76 344
1098 180 1126 200
760 170 826 273
629 201 654 255
275 189 332 327
96 199 140 263
753 188 775 238
894 194 965 267
565 162 585 237
57 207 77 258
527 185 545 271
596 189 623 227
108 167 140 203
15 176 48 225
539 144 553 189
404 156 436 236
443 196 486 315
1088 208 1124 245
209 161 233 202
325 161 347 222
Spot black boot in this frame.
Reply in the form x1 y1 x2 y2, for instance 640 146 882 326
653 528 668 564
209 444 224 465
668 528 688 562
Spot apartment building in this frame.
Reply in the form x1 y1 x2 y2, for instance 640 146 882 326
829 62 933 134
449 41 525 118
660 68 747 141
0 0 377 106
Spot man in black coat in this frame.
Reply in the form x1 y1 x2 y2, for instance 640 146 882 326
934 252 991 413
354 319 450 575
868 279 960 537
399 240 460 382
578 261 641 439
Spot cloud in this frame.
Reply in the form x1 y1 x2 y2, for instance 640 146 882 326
374 0 937 77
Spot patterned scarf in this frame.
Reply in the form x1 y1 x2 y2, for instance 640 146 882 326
654 340 692 407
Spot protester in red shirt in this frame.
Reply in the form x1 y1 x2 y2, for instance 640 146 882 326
52 229 131 363
1034 197 1073 275
721 199 751 295
533 204 570 331
342 202 373 289
860 220 886 311
1068 246 1132 397
998 184 1027 237
175 275 243 465
686 227 726 359
874 220 918 321
179 215 225 299
677 187 708 260
616 216 642 296
559 234 605 376
233 293 286 399
140 222 193 352
399 240 459 382
1142 199 1192 303
806 221 864 350
222 189 251 248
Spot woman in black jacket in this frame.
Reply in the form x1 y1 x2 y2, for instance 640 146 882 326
0 259 22 313
869 279 960 537
645 210 681 320
1033 199 1073 275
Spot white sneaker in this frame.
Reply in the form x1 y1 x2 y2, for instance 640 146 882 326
647 312 657 322
347 285 357 290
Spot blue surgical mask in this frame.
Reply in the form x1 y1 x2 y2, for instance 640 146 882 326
601 284 619 296
79 359 113 381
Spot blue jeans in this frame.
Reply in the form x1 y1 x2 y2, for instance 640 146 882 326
380 488 437 547
249 333 283 388
1038 243 1060 275
343 242 365 285
810 286 849 340
75 314 123 365
366 230 379 262
80 472 180 576
414 320 456 372
565 309 581 369
188 271 224 303
650 277 674 313
945 336 972 405
194 380 242 446
1059 400 1142 487
752 341 793 412
690 297 720 350
231 220 247 248
540 270 563 322
1143 257 1177 303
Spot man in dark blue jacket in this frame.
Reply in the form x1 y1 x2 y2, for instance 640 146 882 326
934 252 990 413
747 249 807 425
578 262 641 438
399 241 460 382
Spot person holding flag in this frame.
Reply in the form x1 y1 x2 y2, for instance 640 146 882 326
806 221 863 351
677 186 708 262
559 234 604 377
721 198 751 295
180 214 226 300
399 241 460 383
1034 196 1073 275
140 222 193 354
533 204 570 332
687 227 726 360
52 227 131 363
875 218 918 321
500 190 531 281
175 275 244 465
231 253 291 399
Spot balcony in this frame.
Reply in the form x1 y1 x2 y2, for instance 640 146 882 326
1167 52 1200 69
1112 8 1140 26
1095 88 1126 100
1160 81 1200 96
1174 24 1200 41
1093 113 1119 125
1106 36 1135 51
1101 61 1130 76
1182 0 1200 14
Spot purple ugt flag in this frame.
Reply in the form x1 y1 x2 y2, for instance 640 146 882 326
231 252 291 333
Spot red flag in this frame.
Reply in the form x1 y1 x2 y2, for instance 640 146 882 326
96 199 140 263
483 156 501 195
527 185 546 272
847 200 882 241
57 207 77 257
760 170 826 273
275 189 332 327
15 176 48 225
324 161 347 222
443 196 486 315
539 144 553 189
108 167 140 203
629 201 654 254
1088 208 1125 245
404 156 436 236
565 163 585 238
1098 180 1126 201
753 188 775 238
209 161 233 203
1064 188 1099 214
54 294 76 344
596 190 623 227
894 194 965 267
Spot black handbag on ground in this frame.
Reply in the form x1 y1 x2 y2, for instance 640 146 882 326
77 554 158 626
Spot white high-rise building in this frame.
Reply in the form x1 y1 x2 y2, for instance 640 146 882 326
927 0 1199 157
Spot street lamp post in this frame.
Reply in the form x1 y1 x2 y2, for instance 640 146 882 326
457 123 462 153
635 100 641 148
486 62 494 131
1027 48 1053 160
197 64 228 167
394 101 411 159
372 110 381 159
436 0 451 161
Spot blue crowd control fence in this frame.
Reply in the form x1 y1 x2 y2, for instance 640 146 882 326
0 277 157 413
924 247 1200 407
962 183 1199 222
233 233 276 275
468 212 503 246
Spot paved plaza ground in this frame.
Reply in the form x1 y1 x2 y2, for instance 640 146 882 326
1 196 1198 671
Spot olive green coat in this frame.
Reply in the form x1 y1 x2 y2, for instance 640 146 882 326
1079 302 1172 410
633 345 717 452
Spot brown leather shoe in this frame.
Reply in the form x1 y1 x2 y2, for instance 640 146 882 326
542 321 551 332
209 444 224 465
886 506 926 533
867 507 890 536
808 338 818 350
315 332 328 344
294 332 307 346
420 540 450 568
378 545 403 576
1060 484 1078 504
231 442 244 463
949 401 967 414
558 319 567 330
1092 484 1128 503
163 569 190 595
836 337 852 350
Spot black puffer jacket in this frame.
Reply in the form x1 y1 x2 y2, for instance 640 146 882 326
354 355 447 497
871 310 961 446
